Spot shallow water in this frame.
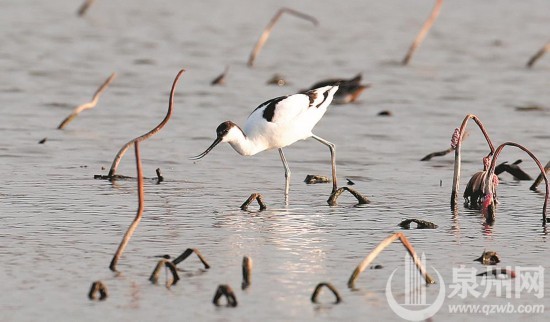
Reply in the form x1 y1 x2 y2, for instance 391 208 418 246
1 0 549 321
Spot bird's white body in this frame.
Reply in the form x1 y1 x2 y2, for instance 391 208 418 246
226 85 338 156
191 85 340 201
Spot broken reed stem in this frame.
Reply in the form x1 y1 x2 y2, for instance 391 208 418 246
311 282 342 304
327 187 370 206
347 232 435 289
77 0 95 16
155 168 164 183
242 256 252 290
172 248 211 269
485 142 549 225
88 281 108 300
526 42 550 68
211 65 229 86
402 0 443 65
247 8 318 67
213 284 238 307
109 142 144 272
240 193 267 211
531 161 550 191
421 131 469 161
106 69 185 179
420 146 453 161
57 73 116 129
451 114 495 211
149 259 180 287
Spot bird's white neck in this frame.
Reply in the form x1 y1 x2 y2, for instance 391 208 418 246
224 126 265 156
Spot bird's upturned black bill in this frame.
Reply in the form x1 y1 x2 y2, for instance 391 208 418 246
189 137 222 160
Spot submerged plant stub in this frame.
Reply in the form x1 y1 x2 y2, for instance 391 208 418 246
311 282 342 304
398 219 438 229
155 168 164 183
474 251 500 265
149 259 180 287
327 187 370 206
88 281 108 301
242 256 253 290
304 174 330 184
240 193 267 211
172 248 211 270
213 284 238 307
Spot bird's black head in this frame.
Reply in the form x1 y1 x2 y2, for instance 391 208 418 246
190 121 236 160
216 121 234 139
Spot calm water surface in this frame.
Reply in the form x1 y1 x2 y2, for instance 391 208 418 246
1 0 549 321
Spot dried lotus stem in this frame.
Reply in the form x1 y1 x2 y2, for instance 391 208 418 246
77 0 95 16
451 114 495 210
348 232 435 289
483 142 548 226
402 0 443 65
172 248 210 269
526 42 550 68
240 193 267 211
327 187 370 206
57 73 116 129
530 161 550 191
109 142 144 272
247 8 318 67
149 259 180 287
105 69 184 179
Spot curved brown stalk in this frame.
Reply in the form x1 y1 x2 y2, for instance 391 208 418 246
311 282 342 304
240 193 267 211
530 161 550 191
526 42 550 68
451 114 495 210
213 284 238 307
247 8 318 67
484 142 548 226
109 142 144 272
57 73 116 129
77 0 95 16
171 248 210 269
106 69 185 179
402 0 443 65
348 232 435 289
327 187 370 206
149 259 180 287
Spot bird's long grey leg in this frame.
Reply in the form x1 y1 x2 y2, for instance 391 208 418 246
311 135 337 193
278 148 291 203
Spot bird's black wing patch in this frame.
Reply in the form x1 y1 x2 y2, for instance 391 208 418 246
250 96 288 122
